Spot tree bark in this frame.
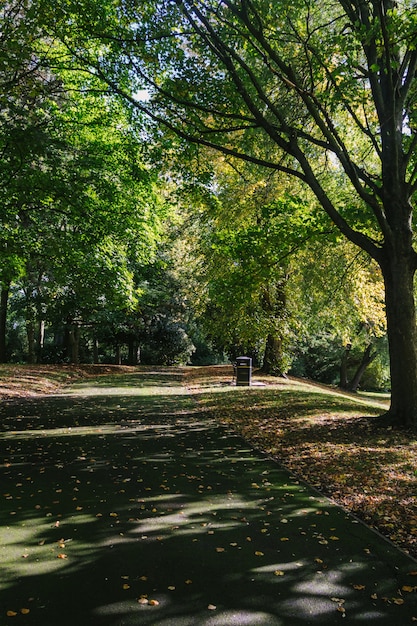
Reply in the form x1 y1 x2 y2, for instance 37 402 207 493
381 251 417 428
339 344 351 389
348 344 376 392
68 325 80 364
26 320 36 364
93 336 99 364
261 333 287 376
36 320 45 363
0 283 10 363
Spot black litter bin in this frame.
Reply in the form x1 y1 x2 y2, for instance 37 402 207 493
236 356 252 386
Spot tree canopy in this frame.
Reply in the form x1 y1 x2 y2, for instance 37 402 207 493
38 0 417 427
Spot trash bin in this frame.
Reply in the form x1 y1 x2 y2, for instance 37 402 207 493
236 356 252 386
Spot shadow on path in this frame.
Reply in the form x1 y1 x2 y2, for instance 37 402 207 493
1 369 417 625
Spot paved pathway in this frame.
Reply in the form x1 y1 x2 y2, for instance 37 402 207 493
1 369 417 625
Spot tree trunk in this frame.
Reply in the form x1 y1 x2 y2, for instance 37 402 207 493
0 283 10 363
68 325 80 364
381 252 417 428
115 344 121 365
261 333 287 376
36 320 45 363
26 320 36 364
127 340 140 365
348 344 377 392
339 344 351 389
93 336 99 364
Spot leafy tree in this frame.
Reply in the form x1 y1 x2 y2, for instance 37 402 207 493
44 0 417 427
0 9 165 362
292 238 387 389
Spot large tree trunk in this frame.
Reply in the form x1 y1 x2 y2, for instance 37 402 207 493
0 283 10 363
261 333 287 376
381 251 417 428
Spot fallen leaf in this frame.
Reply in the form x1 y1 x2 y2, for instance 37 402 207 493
274 570 285 576
57 553 67 559
149 599 159 606
20 608 30 615
208 604 217 610
7 611 17 617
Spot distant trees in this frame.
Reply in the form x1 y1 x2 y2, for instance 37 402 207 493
0 2 193 365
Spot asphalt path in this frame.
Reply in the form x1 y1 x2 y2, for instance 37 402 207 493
1 369 417 625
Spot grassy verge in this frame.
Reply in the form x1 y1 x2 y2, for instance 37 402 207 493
0 364 134 399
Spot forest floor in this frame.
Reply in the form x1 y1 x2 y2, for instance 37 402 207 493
1 363 416 562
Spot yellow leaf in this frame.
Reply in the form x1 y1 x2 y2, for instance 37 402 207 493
255 551 264 556
274 570 285 576
123 584 130 590
7 611 17 617
353 584 366 590
402 585 416 593
208 604 217 610
393 598 405 605
57 553 67 559
20 608 30 615
149 599 159 606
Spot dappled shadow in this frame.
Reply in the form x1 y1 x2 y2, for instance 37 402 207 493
1 374 417 625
